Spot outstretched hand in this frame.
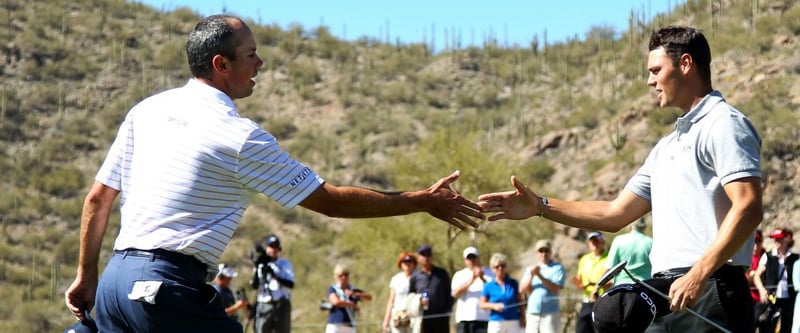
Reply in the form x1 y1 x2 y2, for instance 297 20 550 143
424 170 484 230
478 176 543 221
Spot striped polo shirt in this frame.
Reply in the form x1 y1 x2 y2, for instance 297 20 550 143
95 79 323 268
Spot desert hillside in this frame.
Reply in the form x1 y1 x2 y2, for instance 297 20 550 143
0 0 798 331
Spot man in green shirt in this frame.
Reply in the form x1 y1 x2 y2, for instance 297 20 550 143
605 217 653 285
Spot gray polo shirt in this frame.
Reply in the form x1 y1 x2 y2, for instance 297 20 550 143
625 91 761 273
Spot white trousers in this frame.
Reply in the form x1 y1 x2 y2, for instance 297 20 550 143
488 320 522 333
325 323 355 333
525 312 559 333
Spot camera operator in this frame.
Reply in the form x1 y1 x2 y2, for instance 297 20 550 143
250 235 295 333
212 264 250 322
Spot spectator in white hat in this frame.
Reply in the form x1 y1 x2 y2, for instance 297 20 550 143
212 264 250 321
452 246 495 333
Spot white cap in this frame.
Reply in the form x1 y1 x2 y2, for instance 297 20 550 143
587 231 604 240
463 246 479 259
218 264 238 278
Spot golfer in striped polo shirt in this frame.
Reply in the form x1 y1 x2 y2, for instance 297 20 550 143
64 14 483 333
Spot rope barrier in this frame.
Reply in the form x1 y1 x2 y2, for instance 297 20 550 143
262 283 795 329
283 293 589 329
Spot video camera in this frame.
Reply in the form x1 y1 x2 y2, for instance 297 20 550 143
235 289 248 302
249 244 274 266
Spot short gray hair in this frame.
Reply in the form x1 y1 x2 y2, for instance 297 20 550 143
186 14 242 79
489 253 507 267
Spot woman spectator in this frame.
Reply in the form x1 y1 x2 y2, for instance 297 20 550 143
748 229 765 303
480 253 525 333
382 251 418 333
754 228 798 333
325 264 372 333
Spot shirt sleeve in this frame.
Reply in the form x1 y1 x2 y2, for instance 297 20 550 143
481 283 491 299
793 261 800 292
700 108 762 185
758 253 768 268
238 128 324 208
450 270 463 291
624 148 656 202
95 111 134 190
553 264 567 288
606 238 620 269
277 259 294 283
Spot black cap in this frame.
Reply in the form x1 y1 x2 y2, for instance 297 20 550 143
265 235 281 249
417 245 432 255
592 279 671 333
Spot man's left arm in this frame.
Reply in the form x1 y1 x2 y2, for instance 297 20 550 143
668 177 762 311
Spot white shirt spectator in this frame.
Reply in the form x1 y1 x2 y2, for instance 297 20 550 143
390 271 412 310
451 266 494 322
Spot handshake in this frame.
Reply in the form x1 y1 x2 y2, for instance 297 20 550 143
418 172 552 231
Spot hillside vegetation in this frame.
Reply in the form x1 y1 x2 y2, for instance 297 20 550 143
1 0 799 331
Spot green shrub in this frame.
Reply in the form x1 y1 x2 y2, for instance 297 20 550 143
33 165 84 197
288 58 321 90
785 5 800 34
153 39 185 70
381 81 418 104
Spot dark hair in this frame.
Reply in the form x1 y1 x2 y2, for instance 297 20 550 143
648 26 711 85
186 15 241 79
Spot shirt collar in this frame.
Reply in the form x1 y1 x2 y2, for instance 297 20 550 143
771 248 794 257
184 79 239 117
674 90 724 133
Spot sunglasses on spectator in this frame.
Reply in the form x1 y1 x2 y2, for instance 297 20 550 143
493 264 507 269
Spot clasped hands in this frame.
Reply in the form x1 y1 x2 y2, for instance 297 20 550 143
435 173 543 230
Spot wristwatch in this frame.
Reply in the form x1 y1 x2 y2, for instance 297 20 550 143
538 197 548 217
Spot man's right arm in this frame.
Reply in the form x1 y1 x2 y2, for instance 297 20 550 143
478 176 650 233
65 181 119 321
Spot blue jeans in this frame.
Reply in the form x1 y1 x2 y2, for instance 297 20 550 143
95 249 242 333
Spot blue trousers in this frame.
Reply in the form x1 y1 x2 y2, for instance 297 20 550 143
95 249 242 333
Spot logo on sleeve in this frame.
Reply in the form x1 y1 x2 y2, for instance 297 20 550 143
289 167 312 188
